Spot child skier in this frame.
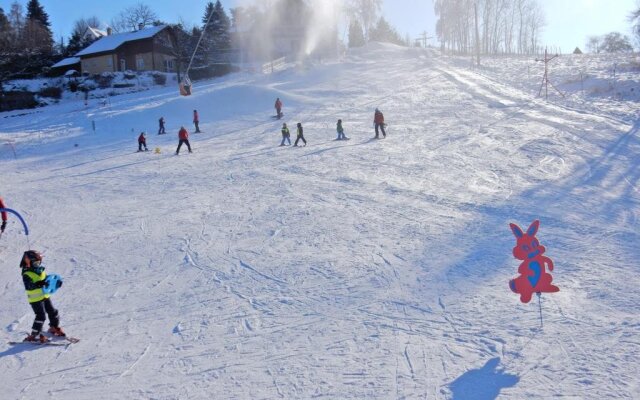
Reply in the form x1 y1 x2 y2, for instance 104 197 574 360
176 126 192 154
137 132 148 152
275 98 283 119
294 122 307 147
158 117 166 134
20 250 65 342
193 110 201 133
336 119 348 140
280 123 291 146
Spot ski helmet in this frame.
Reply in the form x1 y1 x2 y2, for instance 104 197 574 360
20 250 42 269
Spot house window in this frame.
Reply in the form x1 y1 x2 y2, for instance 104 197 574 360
136 56 145 70
107 57 113 69
164 59 174 72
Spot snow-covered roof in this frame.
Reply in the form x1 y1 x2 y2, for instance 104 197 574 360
75 25 168 57
51 57 81 68
84 26 107 40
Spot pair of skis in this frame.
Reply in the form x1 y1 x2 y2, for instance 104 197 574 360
8 336 80 346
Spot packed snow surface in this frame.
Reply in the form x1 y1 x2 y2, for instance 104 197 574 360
1 43 639 399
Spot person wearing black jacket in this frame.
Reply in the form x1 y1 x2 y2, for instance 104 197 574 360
158 117 166 134
294 122 307 146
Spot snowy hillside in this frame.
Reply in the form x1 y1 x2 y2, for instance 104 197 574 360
1 43 639 399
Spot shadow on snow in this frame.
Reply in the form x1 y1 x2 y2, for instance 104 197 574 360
448 357 519 400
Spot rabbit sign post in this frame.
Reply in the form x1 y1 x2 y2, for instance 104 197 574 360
508 220 559 304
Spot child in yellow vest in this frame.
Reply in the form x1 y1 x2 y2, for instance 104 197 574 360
21 250 65 342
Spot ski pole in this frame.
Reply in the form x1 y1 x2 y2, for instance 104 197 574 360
537 292 543 329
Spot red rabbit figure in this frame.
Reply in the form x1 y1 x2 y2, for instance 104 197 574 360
509 220 559 303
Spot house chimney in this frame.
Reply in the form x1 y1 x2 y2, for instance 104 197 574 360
138 23 144 31
107 27 112 36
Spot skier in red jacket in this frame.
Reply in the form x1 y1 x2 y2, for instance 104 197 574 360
176 126 192 155
374 108 386 139
274 98 283 119
137 132 148 152
0 196 7 234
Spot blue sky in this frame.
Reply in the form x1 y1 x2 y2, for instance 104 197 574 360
3 0 638 52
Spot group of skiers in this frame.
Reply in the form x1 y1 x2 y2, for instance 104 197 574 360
136 109 201 154
138 101 386 154
0 195 67 343
138 127 193 155
158 110 200 134
280 122 307 146
276 99 385 146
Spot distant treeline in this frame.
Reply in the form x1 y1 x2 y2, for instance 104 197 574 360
434 0 545 55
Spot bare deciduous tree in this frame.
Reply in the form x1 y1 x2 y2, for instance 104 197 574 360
345 0 382 41
110 2 158 33
600 32 634 53
72 16 102 37
628 2 640 48
8 1 24 48
435 0 545 55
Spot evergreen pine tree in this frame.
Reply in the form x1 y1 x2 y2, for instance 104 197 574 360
199 1 231 66
369 17 404 46
348 20 366 48
190 26 206 70
211 0 231 56
0 8 11 52
66 30 84 56
26 0 50 27
197 2 215 67
24 0 52 51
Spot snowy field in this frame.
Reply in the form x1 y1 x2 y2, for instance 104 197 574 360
0 43 639 399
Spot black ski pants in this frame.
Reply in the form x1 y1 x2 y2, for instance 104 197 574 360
375 123 386 138
30 298 60 334
295 134 307 146
176 139 192 154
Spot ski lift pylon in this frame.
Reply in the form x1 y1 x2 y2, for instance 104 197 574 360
178 4 216 97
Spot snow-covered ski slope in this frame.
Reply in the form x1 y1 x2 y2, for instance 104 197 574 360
1 43 639 399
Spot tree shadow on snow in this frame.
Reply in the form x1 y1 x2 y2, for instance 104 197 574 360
448 358 519 400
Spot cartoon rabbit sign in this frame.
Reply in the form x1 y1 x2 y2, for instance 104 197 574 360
509 220 559 303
